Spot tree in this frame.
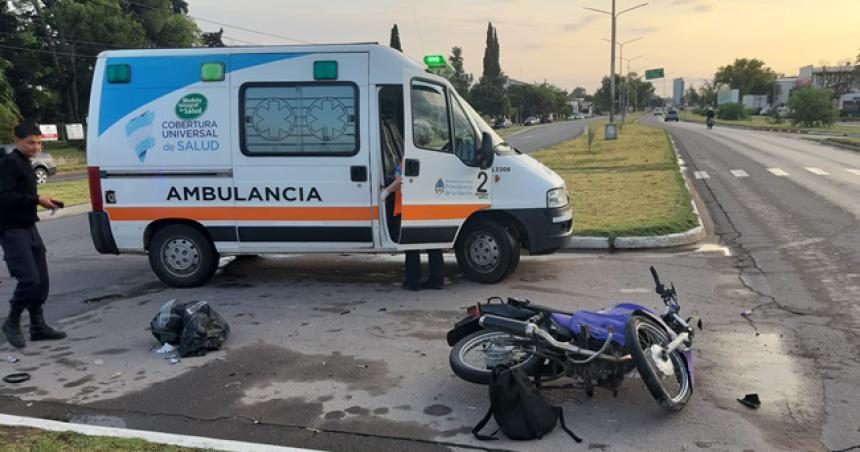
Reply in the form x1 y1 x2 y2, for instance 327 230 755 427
480 22 503 88
571 87 587 98
447 46 472 98
469 81 509 118
389 24 401 52
0 58 20 142
698 80 718 107
789 87 838 127
124 0 199 48
714 58 777 100
202 28 225 47
686 85 701 107
815 59 859 99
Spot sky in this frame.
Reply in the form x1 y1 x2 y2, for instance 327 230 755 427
190 0 859 95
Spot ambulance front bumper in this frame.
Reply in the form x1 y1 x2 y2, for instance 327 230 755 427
509 206 573 254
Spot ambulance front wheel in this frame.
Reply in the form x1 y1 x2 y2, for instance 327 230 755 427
455 219 520 284
149 224 219 287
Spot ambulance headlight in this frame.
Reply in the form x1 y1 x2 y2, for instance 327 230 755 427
546 188 569 208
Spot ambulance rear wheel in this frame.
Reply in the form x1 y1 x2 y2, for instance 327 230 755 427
149 225 219 287
455 219 519 284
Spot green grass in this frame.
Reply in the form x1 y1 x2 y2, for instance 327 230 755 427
496 124 527 138
682 112 859 134
42 143 86 172
0 426 209 451
38 179 90 210
533 121 698 237
825 137 860 148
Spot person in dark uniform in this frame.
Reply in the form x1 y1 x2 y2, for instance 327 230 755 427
0 121 66 348
382 162 444 292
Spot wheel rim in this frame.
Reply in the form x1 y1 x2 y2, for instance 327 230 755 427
466 231 500 273
160 236 201 277
35 170 47 184
458 331 534 372
634 321 690 403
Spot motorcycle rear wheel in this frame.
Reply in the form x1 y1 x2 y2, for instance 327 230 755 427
625 316 692 412
449 330 542 385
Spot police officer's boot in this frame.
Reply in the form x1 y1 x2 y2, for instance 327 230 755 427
2 305 26 348
28 308 66 341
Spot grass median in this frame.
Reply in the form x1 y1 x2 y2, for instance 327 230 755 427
0 426 207 451
532 120 698 237
681 112 859 135
43 143 86 172
37 178 90 210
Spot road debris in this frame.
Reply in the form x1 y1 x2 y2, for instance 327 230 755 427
2 373 31 384
737 393 761 409
5 356 18 363
155 343 176 354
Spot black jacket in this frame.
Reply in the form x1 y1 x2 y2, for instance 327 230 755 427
0 149 39 230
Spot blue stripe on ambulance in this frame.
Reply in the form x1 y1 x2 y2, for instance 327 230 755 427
99 53 306 135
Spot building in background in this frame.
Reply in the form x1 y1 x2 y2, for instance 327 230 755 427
774 77 797 106
672 78 684 107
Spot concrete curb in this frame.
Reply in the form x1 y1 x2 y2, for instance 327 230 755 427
805 137 860 154
0 413 318 452
564 133 706 250
38 203 91 221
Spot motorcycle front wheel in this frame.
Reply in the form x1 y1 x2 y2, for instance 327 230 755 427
449 330 543 385
625 316 692 412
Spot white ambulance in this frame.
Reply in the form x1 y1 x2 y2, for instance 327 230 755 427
86 43 572 287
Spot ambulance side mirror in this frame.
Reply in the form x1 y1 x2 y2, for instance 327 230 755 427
478 132 494 170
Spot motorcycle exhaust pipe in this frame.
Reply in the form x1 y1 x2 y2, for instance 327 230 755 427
479 315 631 363
479 314 535 337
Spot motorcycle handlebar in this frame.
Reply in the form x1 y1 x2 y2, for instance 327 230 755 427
479 315 534 337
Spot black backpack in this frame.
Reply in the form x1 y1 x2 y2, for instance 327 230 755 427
473 365 582 442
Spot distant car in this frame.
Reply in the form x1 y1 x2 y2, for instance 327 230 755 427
540 113 554 124
653 108 664 116
492 117 513 129
664 110 679 122
524 116 540 126
573 113 584 120
1 143 58 184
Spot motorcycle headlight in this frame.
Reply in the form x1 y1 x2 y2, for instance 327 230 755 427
546 187 569 208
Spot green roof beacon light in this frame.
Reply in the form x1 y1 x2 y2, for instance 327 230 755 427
313 61 338 80
106 64 131 83
423 54 447 69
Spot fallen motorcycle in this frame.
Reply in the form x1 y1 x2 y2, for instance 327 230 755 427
448 267 699 411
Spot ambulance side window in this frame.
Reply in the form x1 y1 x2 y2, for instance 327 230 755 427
410 82 451 153
240 82 359 156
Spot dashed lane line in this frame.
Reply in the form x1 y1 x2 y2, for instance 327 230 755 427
694 171 710 180
805 167 830 175
846 168 860 176
767 168 790 176
730 169 750 178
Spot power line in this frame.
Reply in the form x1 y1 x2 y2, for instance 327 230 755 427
0 43 98 59
120 0 314 45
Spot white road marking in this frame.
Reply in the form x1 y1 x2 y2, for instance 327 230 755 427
731 169 750 178
695 243 732 256
846 168 860 176
767 168 790 176
805 167 830 175
694 171 710 179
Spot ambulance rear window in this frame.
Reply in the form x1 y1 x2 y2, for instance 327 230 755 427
240 82 359 156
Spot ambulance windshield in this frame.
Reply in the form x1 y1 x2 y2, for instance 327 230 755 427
456 93 518 156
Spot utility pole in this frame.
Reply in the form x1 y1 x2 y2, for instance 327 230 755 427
586 1 648 129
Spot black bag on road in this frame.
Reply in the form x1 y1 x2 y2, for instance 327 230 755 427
150 300 230 357
473 365 582 442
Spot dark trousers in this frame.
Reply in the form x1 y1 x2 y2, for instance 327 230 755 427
1 226 49 312
405 249 443 286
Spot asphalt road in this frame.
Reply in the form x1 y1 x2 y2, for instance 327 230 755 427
505 117 603 153
650 116 860 451
1 118 857 451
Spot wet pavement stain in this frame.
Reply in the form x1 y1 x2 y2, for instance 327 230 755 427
440 426 472 438
344 406 370 416
63 375 95 388
0 386 39 395
423 404 452 416
94 348 130 355
324 410 346 420
372 407 389 415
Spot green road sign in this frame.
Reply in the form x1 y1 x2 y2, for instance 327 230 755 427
645 68 664 80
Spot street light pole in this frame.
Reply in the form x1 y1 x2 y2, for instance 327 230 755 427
585 1 648 125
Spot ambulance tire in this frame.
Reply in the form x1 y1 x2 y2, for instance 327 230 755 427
149 225 219 287
455 219 519 284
